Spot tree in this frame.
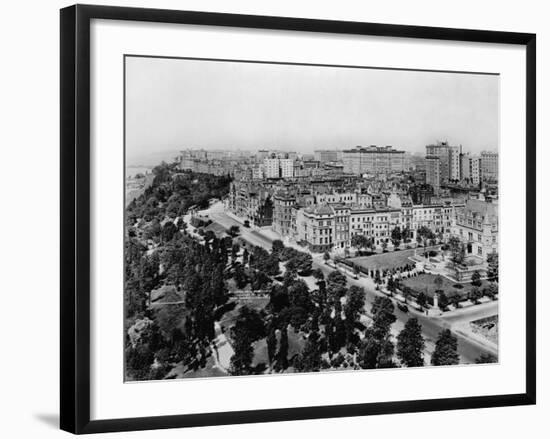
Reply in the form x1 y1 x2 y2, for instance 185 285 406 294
294 329 323 372
312 268 324 281
387 276 395 295
161 220 178 243
487 251 499 283
438 292 449 310
402 226 411 243
344 286 366 346
323 251 330 262
449 236 465 267
271 239 284 256
229 333 254 375
397 318 425 367
416 226 435 248
469 287 482 304
484 283 498 300
293 252 313 275
431 329 459 366
381 240 388 252
229 306 266 375
231 242 240 261
266 324 277 367
242 248 249 266
471 270 482 287
233 262 247 288
371 296 396 335
327 270 347 290
274 326 289 371
449 294 461 309
373 269 382 287
434 274 444 293
358 327 395 369
416 292 428 309
177 217 187 230
391 227 402 248
326 307 347 354
351 234 369 250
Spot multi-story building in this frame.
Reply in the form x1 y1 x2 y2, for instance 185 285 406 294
272 192 296 236
480 151 498 181
449 145 462 181
461 154 482 186
279 159 294 178
425 156 441 194
410 154 426 172
263 158 280 178
470 156 482 186
349 207 401 247
314 150 341 163
343 145 406 175
425 142 451 183
228 181 273 227
452 198 498 258
251 164 264 180
412 203 461 239
333 205 351 249
425 141 462 184
315 191 357 205
299 204 335 253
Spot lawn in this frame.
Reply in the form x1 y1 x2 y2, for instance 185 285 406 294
349 247 436 271
401 273 488 299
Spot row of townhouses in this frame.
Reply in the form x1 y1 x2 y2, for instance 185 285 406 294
227 178 497 258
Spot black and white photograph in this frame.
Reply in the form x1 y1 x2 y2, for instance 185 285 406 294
124 56 500 381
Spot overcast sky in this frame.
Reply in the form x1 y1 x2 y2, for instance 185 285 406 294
125 56 499 162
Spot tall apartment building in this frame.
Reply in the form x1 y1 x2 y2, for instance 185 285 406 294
461 154 482 186
425 142 450 183
449 145 461 181
314 150 341 163
342 145 406 174
251 164 264 180
480 151 499 181
425 156 441 194
262 157 295 178
263 158 280 178
279 159 294 178
273 192 296 236
470 156 482 186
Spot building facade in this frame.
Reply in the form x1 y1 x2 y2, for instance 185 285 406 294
452 199 498 258
425 156 441 194
314 150 341 163
481 151 498 181
342 145 406 175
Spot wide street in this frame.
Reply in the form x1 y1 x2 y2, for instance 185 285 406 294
201 202 497 364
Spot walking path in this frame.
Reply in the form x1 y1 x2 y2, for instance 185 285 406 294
211 321 233 373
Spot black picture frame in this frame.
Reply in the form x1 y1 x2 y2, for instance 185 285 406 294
60 4 536 434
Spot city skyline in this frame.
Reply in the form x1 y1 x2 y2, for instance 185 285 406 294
126 56 499 162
